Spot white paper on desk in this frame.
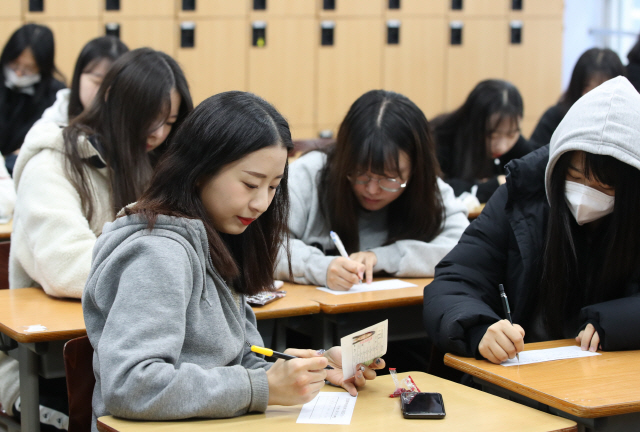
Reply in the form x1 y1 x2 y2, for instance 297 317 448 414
501 345 601 366
317 279 417 295
340 320 388 380
296 392 357 425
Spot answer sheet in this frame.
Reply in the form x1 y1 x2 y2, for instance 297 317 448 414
501 345 601 366
296 392 357 425
317 279 417 295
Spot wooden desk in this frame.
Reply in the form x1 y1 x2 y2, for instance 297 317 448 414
0 288 85 432
0 219 12 240
445 340 640 430
97 371 576 432
251 287 320 320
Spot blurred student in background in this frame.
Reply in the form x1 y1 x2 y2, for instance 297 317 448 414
530 48 625 146
0 24 65 173
432 79 535 203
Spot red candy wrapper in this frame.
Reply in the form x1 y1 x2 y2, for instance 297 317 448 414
388 368 420 397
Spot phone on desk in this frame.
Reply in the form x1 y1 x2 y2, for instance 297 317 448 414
401 392 446 419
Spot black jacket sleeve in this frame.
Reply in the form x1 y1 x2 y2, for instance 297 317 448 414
530 105 564 148
423 185 512 358
579 293 640 351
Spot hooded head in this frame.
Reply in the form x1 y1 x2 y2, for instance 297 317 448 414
545 76 640 201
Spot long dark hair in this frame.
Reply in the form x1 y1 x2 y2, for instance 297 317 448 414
432 79 523 181
318 89 444 253
539 151 640 337
627 34 640 64
67 36 129 120
125 91 293 296
0 23 63 103
560 48 625 113
63 48 193 223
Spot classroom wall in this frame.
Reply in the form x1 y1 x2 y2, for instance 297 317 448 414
2 0 564 139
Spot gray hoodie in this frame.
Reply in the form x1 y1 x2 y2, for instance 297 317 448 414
275 151 469 286
82 214 271 431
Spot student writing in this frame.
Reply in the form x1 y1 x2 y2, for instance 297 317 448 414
82 91 384 431
424 77 640 364
275 90 469 290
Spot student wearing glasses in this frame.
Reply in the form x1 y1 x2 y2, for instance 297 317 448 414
275 90 469 290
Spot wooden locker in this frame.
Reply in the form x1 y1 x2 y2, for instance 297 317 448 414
319 0 383 18
102 0 174 17
0 20 23 48
249 0 315 17
24 0 99 18
175 18 247 105
1 1 22 18
445 18 508 111
177 0 248 17
447 0 508 17
109 18 176 56
30 19 102 82
383 17 447 120
506 18 563 136
508 0 564 17
317 18 383 135
248 18 316 135
385 0 446 15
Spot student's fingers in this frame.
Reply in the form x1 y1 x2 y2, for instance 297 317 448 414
342 259 366 280
589 330 600 352
514 324 526 338
341 379 358 397
502 321 525 355
575 330 584 345
488 341 510 364
482 344 501 364
580 324 596 351
364 255 374 284
284 348 324 359
493 330 518 360
369 357 385 370
288 356 329 373
336 264 362 286
352 367 366 388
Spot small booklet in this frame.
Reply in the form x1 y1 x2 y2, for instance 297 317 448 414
340 320 388 380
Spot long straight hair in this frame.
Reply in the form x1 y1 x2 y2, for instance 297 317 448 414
538 151 640 337
560 48 625 114
125 91 293 296
318 89 444 253
63 48 193 223
432 79 523 182
67 36 129 120
0 24 63 104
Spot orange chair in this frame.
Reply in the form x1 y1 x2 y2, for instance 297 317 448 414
63 336 95 432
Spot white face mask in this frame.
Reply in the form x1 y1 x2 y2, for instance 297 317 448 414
4 65 41 90
564 180 614 225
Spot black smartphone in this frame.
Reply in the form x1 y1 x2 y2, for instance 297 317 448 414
401 392 446 419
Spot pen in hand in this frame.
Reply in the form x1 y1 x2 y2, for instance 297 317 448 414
329 231 363 285
249 343 334 370
498 283 520 363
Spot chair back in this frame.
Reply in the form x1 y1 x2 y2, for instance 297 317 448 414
0 241 10 289
63 336 95 432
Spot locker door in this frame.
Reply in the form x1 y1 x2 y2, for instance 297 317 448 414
508 0 563 17
24 0 99 18
445 18 508 111
1 1 22 18
177 0 248 17
249 0 315 16
319 0 383 17
248 18 316 140
317 18 383 136
383 17 447 120
175 18 247 105
0 20 23 48
108 18 176 56
447 0 508 17
506 18 563 137
102 0 174 17
385 0 445 15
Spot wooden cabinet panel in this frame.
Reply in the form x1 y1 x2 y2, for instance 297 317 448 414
319 0 383 17
0 20 23 48
248 18 316 130
447 0 508 17
385 0 446 15
249 0 315 16
107 18 176 56
509 0 564 17
445 18 507 111
383 17 446 120
177 0 248 17
1 1 22 18
175 18 246 105
102 0 174 17
506 18 563 128
24 0 99 18
317 18 383 131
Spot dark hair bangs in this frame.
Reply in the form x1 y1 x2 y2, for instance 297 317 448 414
581 152 626 189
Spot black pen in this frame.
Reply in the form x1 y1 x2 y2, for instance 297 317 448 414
498 284 520 362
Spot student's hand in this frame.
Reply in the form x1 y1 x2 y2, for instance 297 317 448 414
326 257 365 291
322 346 385 396
349 251 377 283
266 348 328 406
576 323 601 352
478 320 525 364
497 175 506 185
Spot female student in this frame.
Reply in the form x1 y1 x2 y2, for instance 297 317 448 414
423 77 640 364
37 36 129 127
431 79 536 203
530 48 625 146
275 90 469 290
0 48 192 427
82 91 383 429
0 24 65 172
626 35 640 92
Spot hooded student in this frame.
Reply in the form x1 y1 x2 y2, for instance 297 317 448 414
423 76 640 364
